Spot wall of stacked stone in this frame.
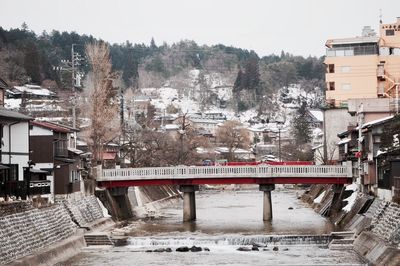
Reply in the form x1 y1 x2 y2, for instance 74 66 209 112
60 195 104 227
303 185 400 245
0 194 105 265
370 201 400 245
0 205 76 265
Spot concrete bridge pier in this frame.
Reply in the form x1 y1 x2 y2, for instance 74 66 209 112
259 184 275 221
179 185 199 222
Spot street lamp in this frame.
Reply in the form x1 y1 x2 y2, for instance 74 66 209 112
277 122 284 162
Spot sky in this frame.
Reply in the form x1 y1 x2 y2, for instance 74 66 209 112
1 0 400 57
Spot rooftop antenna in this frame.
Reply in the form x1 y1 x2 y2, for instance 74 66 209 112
379 9 382 24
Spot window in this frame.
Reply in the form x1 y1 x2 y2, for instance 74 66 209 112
327 64 335 73
341 66 351 73
70 170 80 183
341 83 351 90
7 164 18 181
386 29 395 36
373 135 381 143
54 140 68 157
328 82 335 91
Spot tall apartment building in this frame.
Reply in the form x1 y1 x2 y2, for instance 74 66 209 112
323 18 400 162
325 18 400 108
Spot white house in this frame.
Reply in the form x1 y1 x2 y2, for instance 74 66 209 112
1 107 32 182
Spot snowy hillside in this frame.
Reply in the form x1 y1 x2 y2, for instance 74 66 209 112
137 69 322 130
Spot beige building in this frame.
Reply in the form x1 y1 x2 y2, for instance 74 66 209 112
322 18 400 164
325 18 400 108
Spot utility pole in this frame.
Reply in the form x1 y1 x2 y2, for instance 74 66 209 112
323 107 328 164
278 128 281 162
277 121 284 162
357 103 364 192
396 79 399 115
71 44 77 129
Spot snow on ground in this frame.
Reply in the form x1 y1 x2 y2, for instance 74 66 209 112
212 86 232 101
313 191 326 204
4 98 21 110
238 109 258 123
342 184 358 212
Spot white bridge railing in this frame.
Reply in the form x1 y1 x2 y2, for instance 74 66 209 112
98 165 351 181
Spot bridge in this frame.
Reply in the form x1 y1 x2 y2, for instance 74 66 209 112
96 164 352 222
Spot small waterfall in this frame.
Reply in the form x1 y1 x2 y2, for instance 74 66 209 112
127 234 332 248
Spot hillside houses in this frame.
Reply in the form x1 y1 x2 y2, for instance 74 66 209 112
337 115 400 202
6 84 56 99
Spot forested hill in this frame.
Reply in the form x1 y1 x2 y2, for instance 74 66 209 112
0 26 325 105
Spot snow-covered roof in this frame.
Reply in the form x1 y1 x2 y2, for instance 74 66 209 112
165 124 180 130
361 115 394 129
308 110 323 122
312 144 323 150
337 138 351 145
215 147 252 154
12 85 56 97
77 140 88 146
68 147 84 155
326 36 379 47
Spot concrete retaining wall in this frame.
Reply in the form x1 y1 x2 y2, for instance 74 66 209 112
304 184 400 265
0 194 106 265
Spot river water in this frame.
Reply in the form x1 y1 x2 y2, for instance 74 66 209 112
63 187 366 265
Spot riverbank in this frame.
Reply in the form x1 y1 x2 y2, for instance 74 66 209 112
303 184 400 265
61 188 366 265
0 194 113 266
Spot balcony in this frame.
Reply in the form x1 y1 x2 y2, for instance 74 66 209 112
29 180 51 195
326 45 378 57
54 140 68 157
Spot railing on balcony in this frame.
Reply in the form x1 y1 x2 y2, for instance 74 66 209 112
326 45 378 57
54 140 68 157
29 180 51 195
99 165 351 181
377 64 385 79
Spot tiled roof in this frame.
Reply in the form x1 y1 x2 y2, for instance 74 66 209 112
102 152 117 160
0 107 32 121
31 120 72 133
0 78 8 90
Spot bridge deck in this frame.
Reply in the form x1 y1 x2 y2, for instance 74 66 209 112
97 165 352 188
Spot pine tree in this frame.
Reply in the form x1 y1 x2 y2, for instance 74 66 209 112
24 43 41 83
292 102 312 145
233 69 244 92
150 37 157 50
244 56 260 91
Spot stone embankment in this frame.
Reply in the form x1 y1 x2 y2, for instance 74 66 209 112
303 184 400 265
0 194 110 266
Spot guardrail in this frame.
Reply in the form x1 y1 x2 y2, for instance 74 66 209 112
98 165 351 182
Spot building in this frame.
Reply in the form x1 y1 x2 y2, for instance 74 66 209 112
325 18 400 107
337 115 400 202
323 18 400 162
6 84 56 99
29 121 82 198
186 112 227 136
0 79 38 200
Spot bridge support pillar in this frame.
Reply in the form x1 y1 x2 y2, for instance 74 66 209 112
259 184 275 221
179 185 199 222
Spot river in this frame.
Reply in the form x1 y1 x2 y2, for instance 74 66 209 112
62 186 366 265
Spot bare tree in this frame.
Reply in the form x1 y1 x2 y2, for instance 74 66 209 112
314 141 338 165
216 120 250 161
175 114 209 165
85 42 120 165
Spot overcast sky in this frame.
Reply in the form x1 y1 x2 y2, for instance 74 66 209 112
1 0 399 57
